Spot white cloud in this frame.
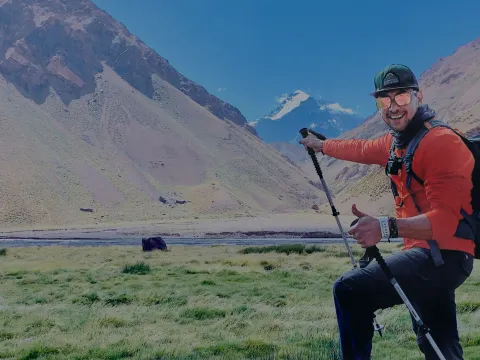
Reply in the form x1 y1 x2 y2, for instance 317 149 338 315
217 87 226 92
310 122 317 128
248 120 259 127
326 103 355 114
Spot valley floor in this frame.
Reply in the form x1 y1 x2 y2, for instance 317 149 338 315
0 213 359 240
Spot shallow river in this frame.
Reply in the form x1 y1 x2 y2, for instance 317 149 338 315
0 237 383 248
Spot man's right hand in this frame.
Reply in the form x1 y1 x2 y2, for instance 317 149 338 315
299 134 324 153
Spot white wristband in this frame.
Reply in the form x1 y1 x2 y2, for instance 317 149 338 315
378 216 390 239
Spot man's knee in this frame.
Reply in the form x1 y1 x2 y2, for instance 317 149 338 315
333 277 355 307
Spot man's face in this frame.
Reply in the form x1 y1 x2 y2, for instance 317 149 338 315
376 89 422 132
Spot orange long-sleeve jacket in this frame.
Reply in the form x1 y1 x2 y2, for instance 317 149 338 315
322 126 476 256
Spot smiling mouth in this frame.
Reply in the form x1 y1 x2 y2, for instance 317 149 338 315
389 113 405 120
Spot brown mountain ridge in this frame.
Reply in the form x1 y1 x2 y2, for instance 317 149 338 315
0 0 326 229
0 0 256 135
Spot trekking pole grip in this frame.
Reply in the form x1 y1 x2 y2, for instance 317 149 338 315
366 246 394 280
299 128 327 140
299 128 316 156
299 128 324 175
299 128 310 138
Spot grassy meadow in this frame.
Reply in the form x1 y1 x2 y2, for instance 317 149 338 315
0 243 479 360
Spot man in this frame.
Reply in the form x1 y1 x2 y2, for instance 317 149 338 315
300 64 475 359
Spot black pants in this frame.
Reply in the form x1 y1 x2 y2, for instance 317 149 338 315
333 247 474 359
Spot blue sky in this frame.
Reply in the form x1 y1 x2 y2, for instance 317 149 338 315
92 0 480 121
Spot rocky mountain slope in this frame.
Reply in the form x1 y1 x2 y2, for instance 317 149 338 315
0 0 257 136
0 0 325 229
300 37 480 217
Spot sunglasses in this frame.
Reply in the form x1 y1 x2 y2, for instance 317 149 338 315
375 91 416 109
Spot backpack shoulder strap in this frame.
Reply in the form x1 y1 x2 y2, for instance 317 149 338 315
386 139 401 203
404 126 429 189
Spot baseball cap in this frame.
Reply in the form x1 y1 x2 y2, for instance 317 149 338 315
371 64 419 97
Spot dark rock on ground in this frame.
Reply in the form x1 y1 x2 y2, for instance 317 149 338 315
159 195 187 205
142 236 167 251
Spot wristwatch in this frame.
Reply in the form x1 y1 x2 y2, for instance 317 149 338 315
388 217 399 238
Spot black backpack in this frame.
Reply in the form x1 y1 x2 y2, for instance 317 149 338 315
386 119 480 259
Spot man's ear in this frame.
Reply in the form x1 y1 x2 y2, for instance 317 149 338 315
417 90 423 105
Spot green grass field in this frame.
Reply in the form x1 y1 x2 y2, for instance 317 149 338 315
0 243 479 360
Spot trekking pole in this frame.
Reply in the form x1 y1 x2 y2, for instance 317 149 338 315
363 243 447 360
299 128 357 267
299 128 385 336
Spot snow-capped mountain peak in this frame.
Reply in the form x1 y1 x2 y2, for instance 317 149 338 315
267 90 310 120
251 90 365 145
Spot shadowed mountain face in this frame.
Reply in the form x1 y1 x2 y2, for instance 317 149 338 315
0 0 326 228
0 0 256 135
300 37 480 217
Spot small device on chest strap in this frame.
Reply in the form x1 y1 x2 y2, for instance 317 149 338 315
385 154 403 176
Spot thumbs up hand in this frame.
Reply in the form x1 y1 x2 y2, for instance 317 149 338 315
348 204 382 248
